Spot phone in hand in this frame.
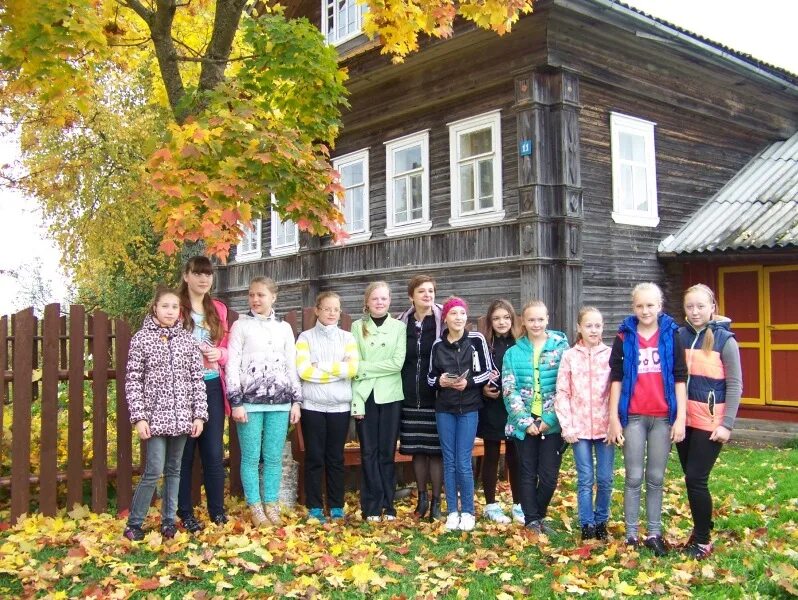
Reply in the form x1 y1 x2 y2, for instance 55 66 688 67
443 370 469 381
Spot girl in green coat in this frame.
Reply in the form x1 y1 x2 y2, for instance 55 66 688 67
351 281 407 521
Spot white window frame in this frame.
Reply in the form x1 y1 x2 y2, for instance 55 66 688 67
448 110 504 227
322 0 367 46
236 218 262 262
333 148 372 244
270 195 299 256
610 112 659 227
384 130 432 238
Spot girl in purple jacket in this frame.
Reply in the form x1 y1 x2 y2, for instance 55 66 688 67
124 288 208 541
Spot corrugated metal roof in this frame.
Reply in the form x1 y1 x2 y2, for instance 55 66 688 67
658 131 798 256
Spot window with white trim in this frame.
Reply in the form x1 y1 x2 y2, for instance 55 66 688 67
610 112 659 227
448 110 504 227
384 131 431 237
322 0 367 46
236 218 261 261
270 198 299 256
333 149 371 243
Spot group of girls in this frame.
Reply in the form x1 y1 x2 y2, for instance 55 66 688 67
124 262 741 561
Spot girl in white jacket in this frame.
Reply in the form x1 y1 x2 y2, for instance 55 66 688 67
296 292 359 523
227 277 302 527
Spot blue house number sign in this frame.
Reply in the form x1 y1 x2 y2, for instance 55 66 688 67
520 139 533 157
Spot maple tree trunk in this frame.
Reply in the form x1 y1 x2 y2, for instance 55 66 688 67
198 0 249 94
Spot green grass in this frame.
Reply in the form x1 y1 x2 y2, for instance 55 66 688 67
0 445 795 598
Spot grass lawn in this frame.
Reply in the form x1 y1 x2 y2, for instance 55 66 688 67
0 445 795 599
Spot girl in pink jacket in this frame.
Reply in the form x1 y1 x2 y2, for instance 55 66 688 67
555 306 613 541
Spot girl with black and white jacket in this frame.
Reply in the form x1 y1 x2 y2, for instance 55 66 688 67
427 297 493 532
227 277 302 528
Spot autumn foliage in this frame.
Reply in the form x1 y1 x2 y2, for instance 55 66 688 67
0 447 796 598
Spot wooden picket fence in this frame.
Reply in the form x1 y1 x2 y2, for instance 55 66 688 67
0 303 356 523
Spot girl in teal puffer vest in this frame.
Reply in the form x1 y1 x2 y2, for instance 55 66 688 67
503 300 569 532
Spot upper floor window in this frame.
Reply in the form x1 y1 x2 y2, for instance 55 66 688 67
610 112 659 227
270 196 299 256
384 130 431 237
323 0 367 45
333 149 372 243
448 110 504 227
236 218 262 261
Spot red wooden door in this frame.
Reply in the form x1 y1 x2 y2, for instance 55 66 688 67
719 267 764 405
766 266 798 407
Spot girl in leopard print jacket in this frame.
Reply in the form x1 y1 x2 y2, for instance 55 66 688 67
123 288 208 541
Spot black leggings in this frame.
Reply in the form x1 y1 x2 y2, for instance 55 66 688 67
676 427 723 544
482 439 520 504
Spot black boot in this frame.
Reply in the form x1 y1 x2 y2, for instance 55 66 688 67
414 491 429 518
428 496 441 521
595 522 609 541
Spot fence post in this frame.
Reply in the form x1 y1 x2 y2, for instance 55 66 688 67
91 312 109 513
0 315 7 471
115 319 133 513
10 308 35 522
39 303 61 516
67 305 85 508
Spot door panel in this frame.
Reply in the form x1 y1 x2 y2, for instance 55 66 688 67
719 267 764 405
765 266 798 407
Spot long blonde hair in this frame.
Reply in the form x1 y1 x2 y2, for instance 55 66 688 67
684 283 719 354
362 281 390 337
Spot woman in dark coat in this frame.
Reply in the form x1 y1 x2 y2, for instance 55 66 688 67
398 275 444 520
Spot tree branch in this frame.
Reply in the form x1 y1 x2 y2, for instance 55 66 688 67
171 36 203 58
118 0 154 24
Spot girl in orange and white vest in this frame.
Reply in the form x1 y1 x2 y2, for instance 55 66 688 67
677 284 742 560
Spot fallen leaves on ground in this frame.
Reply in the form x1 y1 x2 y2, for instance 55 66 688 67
0 446 795 598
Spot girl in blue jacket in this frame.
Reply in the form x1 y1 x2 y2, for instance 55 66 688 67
503 300 569 533
607 282 687 557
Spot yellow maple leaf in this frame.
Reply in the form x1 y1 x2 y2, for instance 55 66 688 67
616 581 640 596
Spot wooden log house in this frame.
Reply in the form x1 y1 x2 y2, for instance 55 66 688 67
214 0 798 418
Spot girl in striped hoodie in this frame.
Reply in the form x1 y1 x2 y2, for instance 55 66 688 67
296 292 359 523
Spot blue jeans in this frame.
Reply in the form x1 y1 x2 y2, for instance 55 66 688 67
128 435 187 528
436 411 478 515
237 410 290 505
572 439 615 526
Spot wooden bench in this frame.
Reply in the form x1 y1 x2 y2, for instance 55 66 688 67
290 420 491 505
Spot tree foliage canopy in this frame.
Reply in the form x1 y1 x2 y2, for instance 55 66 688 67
0 0 531 315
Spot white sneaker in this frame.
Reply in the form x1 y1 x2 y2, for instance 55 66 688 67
384 514 397 521
445 512 461 531
512 504 525 524
459 512 476 531
484 503 511 524
366 515 381 522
